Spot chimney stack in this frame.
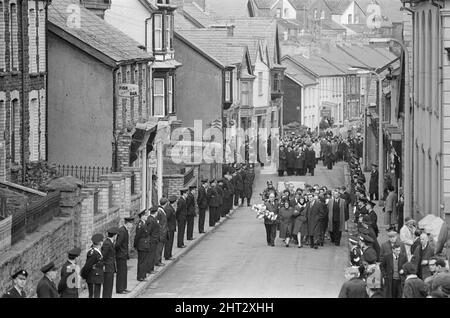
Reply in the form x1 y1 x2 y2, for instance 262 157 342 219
80 0 111 19
227 25 235 37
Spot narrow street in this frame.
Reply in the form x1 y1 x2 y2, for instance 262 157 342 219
139 162 348 298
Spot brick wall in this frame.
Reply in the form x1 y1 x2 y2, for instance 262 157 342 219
116 133 132 172
163 174 184 198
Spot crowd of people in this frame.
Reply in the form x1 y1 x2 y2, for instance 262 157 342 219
338 145 450 298
2 164 256 298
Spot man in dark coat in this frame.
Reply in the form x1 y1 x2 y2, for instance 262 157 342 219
411 232 435 280
306 194 326 249
2 270 28 298
286 146 296 176
232 170 244 206
216 180 224 223
186 186 197 240
327 190 348 246
176 189 188 247
36 262 59 298
369 164 379 201
146 207 160 274
207 180 219 226
360 234 378 265
338 267 367 298
197 179 208 233
366 201 379 237
164 196 177 260
101 227 118 298
305 146 316 176
380 244 407 298
156 198 169 266
81 233 104 298
58 247 81 298
134 211 150 281
242 167 255 206
222 175 232 216
278 145 287 176
402 262 427 298
115 217 133 294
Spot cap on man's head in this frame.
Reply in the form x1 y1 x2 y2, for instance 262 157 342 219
124 217 134 223
68 247 81 257
405 217 415 225
12 269 28 279
201 178 208 183
180 188 188 195
189 185 197 190
107 227 119 235
91 233 104 244
209 179 216 184
41 262 57 274
159 197 168 205
149 206 158 214
138 210 147 218
169 195 177 203
387 230 398 238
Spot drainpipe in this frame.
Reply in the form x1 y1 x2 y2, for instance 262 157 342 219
45 1 49 164
21 1 27 183
112 65 119 172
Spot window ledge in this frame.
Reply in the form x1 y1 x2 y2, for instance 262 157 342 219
10 71 20 76
29 72 40 78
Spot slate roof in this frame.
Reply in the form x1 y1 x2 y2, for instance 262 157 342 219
48 0 152 64
253 0 277 9
288 0 311 10
174 10 199 29
204 0 253 18
289 53 345 77
283 58 318 86
214 17 279 64
176 29 249 67
182 3 216 27
321 19 347 31
325 0 352 15
337 44 398 70
317 46 369 72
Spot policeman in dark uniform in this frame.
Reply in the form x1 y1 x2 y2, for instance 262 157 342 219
216 179 224 223
222 174 232 217
164 196 177 260
243 165 255 206
146 206 160 274
349 236 362 267
176 189 188 248
37 262 59 298
81 233 104 298
197 179 208 233
186 186 197 240
156 198 168 266
134 210 150 281
58 247 81 298
232 170 244 207
2 269 28 298
101 227 118 298
207 180 219 226
115 217 133 294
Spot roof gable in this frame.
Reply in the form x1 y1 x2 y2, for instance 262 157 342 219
49 0 153 66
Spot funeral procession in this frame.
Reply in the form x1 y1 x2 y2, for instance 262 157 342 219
1 0 450 303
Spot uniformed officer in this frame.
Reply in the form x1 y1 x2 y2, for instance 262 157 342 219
221 174 232 217
2 269 28 298
58 247 81 298
102 227 118 298
216 179 224 223
36 262 59 298
232 170 244 207
197 179 209 233
146 206 160 274
156 198 168 266
164 196 177 260
81 233 104 298
186 186 197 240
134 210 150 281
243 165 255 206
176 189 188 248
349 236 362 267
207 180 219 226
115 217 134 294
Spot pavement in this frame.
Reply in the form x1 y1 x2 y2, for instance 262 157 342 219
136 162 350 298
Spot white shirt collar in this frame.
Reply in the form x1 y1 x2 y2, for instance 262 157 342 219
93 246 102 257
406 274 418 281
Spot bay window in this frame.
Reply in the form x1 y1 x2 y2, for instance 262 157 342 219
153 78 165 116
225 71 231 102
168 75 174 114
166 14 172 50
154 14 163 51
241 82 249 106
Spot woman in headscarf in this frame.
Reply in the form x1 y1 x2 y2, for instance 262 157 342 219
292 195 308 248
279 198 295 247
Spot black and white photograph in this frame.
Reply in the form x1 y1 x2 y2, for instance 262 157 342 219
0 0 449 306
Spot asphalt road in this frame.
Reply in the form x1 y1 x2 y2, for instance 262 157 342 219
139 162 348 298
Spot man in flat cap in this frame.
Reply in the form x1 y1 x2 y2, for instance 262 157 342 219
369 163 379 201
134 210 150 281
186 186 197 241
146 207 160 274
2 270 28 298
176 189 188 248
101 227 118 298
207 180 219 227
58 247 81 298
81 233 104 298
197 179 209 234
37 262 59 298
115 217 134 294
164 196 177 260
156 198 169 266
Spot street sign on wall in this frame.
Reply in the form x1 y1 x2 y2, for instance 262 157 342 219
118 84 139 97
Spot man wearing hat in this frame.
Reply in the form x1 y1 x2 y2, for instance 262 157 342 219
156 198 169 266
242 167 255 207
369 164 379 201
115 217 134 294
37 262 59 298
134 210 150 281
360 216 380 260
400 217 417 261
58 247 81 298
186 186 197 241
366 200 379 237
359 234 377 265
164 196 177 260
197 179 209 234
81 233 104 298
232 169 244 207
222 173 233 216
176 189 188 248
207 180 219 227
101 227 119 298
380 230 404 264
146 207 160 274
349 236 362 267
402 262 427 298
215 179 224 223
338 266 368 298
2 269 28 298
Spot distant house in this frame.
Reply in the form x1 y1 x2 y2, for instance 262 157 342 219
47 0 154 207
0 0 48 182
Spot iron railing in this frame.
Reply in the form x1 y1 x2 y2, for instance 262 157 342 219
56 165 112 183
